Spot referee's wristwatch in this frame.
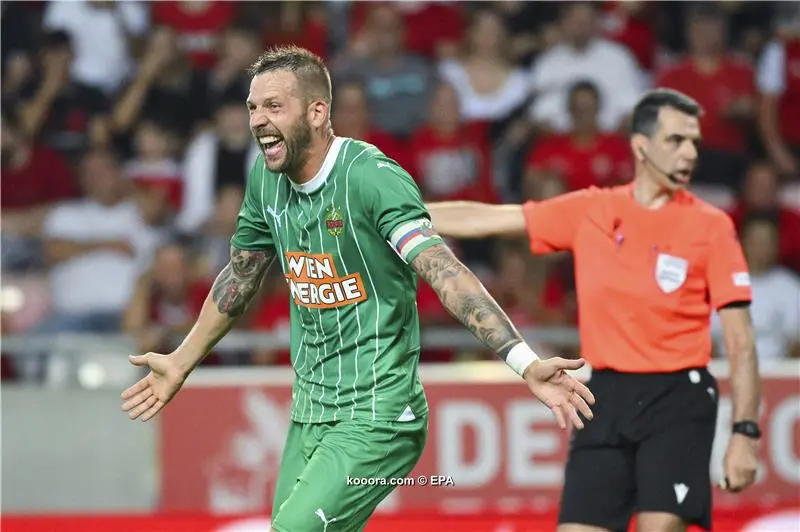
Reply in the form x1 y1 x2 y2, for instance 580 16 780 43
732 421 762 440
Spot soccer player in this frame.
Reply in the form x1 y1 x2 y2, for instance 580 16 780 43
120 46 595 531
427 89 761 532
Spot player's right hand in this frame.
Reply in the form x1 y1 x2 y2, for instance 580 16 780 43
121 353 186 422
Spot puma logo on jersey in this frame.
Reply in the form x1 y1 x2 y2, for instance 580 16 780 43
376 162 391 169
285 252 367 309
266 205 284 227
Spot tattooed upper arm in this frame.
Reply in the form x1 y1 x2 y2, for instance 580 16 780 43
212 245 277 317
410 243 522 359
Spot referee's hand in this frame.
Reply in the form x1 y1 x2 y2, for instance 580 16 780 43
522 358 595 430
720 434 759 493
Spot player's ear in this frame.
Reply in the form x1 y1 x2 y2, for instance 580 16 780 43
307 99 329 129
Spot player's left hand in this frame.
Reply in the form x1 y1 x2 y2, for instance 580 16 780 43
523 357 595 430
720 433 759 492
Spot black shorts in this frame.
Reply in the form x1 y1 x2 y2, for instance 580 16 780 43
558 367 719 532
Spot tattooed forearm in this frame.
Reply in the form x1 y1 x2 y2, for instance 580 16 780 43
212 246 276 317
411 244 523 359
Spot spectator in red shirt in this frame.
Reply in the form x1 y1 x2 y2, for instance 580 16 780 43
349 1 464 60
331 81 410 169
655 3 755 188
410 82 498 269
525 81 632 196
517 173 579 335
125 119 183 212
1 109 78 234
409 82 497 203
601 1 657 74
757 8 800 178
152 1 239 70
729 161 800 273
123 241 210 356
263 2 328 61
17 31 110 164
1 109 78 270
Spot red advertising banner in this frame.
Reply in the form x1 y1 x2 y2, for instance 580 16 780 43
3 508 800 532
160 367 800 516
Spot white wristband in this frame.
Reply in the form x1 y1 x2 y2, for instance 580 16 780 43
506 343 540 377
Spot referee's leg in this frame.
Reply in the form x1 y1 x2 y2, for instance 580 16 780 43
558 371 637 532
557 444 637 532
633 419 716 531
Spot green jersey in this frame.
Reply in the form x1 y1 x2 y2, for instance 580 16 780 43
231 137 442 424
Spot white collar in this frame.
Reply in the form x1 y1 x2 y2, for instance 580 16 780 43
289 136 346 194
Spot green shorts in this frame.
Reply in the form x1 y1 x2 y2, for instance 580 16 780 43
270 416 427 532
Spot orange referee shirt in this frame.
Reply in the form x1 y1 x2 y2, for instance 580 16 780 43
522 184 752 373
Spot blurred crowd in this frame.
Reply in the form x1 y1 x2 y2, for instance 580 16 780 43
2 0 800 382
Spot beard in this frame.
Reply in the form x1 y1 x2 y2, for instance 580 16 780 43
260 118 313 175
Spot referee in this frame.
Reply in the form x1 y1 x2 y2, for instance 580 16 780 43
427 89 761 532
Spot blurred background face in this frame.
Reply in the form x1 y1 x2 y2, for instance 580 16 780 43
153 245 190 298
569 86 599 132
43 43 73 71
134 185 173 226
332 84 369 137
469 11 507 56
219 27 260 68
687 14 725 56
80 151 124 205
743 164 778 210
134 122 175 160
368 6 404 57
742 220 779 273
216 103 250 147
561 3 596 47
429 83 461 132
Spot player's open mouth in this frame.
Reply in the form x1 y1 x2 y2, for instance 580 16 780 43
259 135 285 156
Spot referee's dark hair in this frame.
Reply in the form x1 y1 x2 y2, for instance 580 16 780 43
247 45 332 106
631 88 703 138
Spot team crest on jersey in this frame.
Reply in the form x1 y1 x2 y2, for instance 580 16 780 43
655 253 688 294
325 204 344 237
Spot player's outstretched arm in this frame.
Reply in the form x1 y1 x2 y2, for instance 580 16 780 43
426 201 526 239
121 245 276 421
411 243 595 429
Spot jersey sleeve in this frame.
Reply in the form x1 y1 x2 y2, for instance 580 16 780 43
230 157 275 251
356 153 443 264
521 187 598 254
706 213 752 309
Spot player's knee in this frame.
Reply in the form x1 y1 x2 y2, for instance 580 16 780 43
636 512 687 532
557 524 612 532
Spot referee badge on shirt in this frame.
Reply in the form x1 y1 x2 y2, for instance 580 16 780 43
655 253 688 294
